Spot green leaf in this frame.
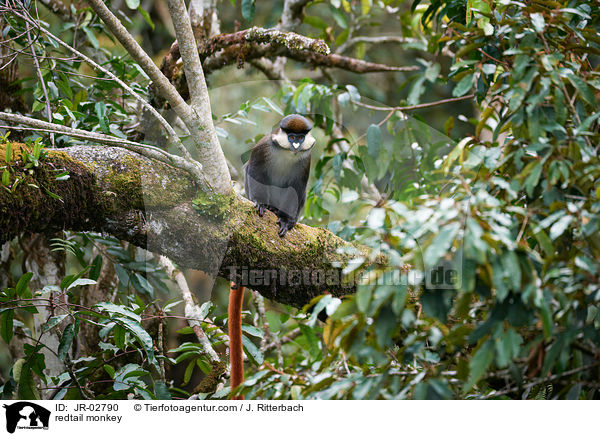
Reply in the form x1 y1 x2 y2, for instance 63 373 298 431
82 27 99 49
464 339 494 392
103 364 115 378
115 316 155 362
154 380 171 399
132 273 154 297
335 29 349 46
495 328 522 368
425 63 441 83
183 360 195 385
31 100 46 112
358 145 379 182
524 161 543 197
241 324 263 338
58 320 79 361
242 335 264 365
42 314 67 333
549 215 573 240
299 324 321 360
16 272 33 297
67 278 97 290
95 102 109 133
554 88 566 124
408 76 426 105
137 6 155 30
366 124 382 159
113 325 126 349
5 142 12 163
530 13 545 32
355 284 373 313
17 363 40 400
89 255 103 281
196 358 212 375
540 301 553 338
567 74 596 106
60 268 89 291
330 5 348 28
1 309 14 343
453 73 474 97
424 222 460 266
94 302 141 322
375 306 396 348
304 16 328 30
241 0 255 21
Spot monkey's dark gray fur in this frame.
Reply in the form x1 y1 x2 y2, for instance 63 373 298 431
244 114 315 237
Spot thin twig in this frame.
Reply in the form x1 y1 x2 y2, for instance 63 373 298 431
25 22 54 147
482 362 600 399
352 94 475 112
157 255 220 364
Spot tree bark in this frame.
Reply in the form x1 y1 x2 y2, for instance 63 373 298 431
0 143 377 308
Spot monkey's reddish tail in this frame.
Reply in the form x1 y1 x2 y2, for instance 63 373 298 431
228 282 245 400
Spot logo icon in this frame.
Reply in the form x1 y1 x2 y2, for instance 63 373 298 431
3 402 50 433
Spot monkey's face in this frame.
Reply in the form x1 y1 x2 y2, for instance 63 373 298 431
272 128 315 153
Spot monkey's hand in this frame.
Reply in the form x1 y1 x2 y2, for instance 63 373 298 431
276 216 296 238
254 202 267 217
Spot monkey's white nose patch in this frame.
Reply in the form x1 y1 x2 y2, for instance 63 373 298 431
292 143 300 149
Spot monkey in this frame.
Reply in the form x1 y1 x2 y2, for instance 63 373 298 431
244 114 316 237
227 115 315 399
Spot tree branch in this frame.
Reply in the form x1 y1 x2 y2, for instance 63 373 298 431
14 11 192 163
25 22 54 147
85 0 231 194
161 26 415 81
0 111 204 182
0 143 377 308
164 0 231 192
279 0 311 31
157 255 220 363
352 94 476 112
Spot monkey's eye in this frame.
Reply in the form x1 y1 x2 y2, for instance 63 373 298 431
288 133 305 144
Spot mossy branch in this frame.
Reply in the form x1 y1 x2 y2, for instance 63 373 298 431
0 143 378 308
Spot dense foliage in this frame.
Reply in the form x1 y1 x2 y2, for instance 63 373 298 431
1 0 599 400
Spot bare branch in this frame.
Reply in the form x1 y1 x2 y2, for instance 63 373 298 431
85 0 231 193
189 0 220 38
202 42 416 75
279 0 311 31
157 255 220 364
164 0 231 193
25 22 54 147
166 0 209 112
352 94 475 112
16 13 194 163
163 26 415 79
0 111 204 180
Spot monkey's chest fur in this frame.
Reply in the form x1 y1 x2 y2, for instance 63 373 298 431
244 138 311 221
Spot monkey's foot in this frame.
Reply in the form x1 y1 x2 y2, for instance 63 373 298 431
255 203 267 217
277 218 296 238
